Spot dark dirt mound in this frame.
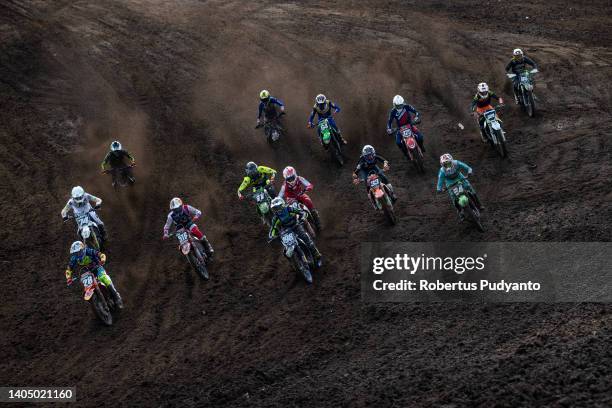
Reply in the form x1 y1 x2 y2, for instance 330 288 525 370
1 1 610 407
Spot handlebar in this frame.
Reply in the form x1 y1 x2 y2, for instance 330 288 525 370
103 164 135 174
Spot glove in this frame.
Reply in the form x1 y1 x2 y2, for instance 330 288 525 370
94 205 101 210
280 106 285 112
498 98 504 105
238 192 244 201
531 68 539 73
99 253 106 265
383 161 390 171
162 233 169 240
65 269 73 286
63 215 68 221
305 185 313 192
66 277 74 286
386 128 393 135
307 122 313 128
352 175 360 185
334 108 340 113
468 170 473 176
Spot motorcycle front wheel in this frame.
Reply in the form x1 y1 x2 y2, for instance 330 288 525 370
91 289 113 326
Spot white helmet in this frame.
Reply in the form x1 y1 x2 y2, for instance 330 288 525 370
270 197 285 213
393 95 405 109
440 153 453 166
70 240 85 254
513 48 524 57
169 197 183 210
315 94 327 104
362 144 375 156
110 141 122 151
71 186 86 205
283 166 297 185
477 82 489 95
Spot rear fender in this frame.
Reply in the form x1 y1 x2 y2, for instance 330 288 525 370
84 286 95 301
180 242 191 255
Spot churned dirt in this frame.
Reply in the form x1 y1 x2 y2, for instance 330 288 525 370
1 1 610 407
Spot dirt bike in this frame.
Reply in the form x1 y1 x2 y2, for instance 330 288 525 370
256 112 285 145
73 266 120 326
480 106 508 158
103 164 136 189
357 170 397 225
317 118 344 166
393 125 425 173
507 69 538 117
444 177 485 232
285 197 319 237
269 222 317 284
248 186 274 227
169 227 210 280
65 208 104 251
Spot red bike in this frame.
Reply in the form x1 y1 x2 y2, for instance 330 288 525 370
395 125 424 173
354 170 397 225
169 227 210 280
75 267 121 326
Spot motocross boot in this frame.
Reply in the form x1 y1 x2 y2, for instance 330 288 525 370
108 283 124 309
335 129 348 145
312 246 323 268
471 192 485 211
202 235 215 259
417 138 426 153
310 209 322 230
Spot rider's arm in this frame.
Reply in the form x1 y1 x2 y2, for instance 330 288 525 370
60 200 71 218
299 177 312 191
268 217 280 239
278 184 286 199
87 193 102 207
524 56 538 70
308 108 316 124
186 205 202 220
257 166 277 179
469 96 478 112
271 97 284 107
406 104 420 122
386 109 395 131
505 60 513 72
456 160 473 175
375 155 388 165
436 168 445 192
330 102 341 113
163 213 174 236
101 152 111 170
238 176 251 193
123 150 135 163
257 101 264 119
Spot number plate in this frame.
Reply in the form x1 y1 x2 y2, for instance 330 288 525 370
255 192 265 201
370 178 380 187
281 232 297 247
401 126 412 137
521 75 530 83
484 110 496 121
452 185 464 195
177 231 189 243
81 273 94 287
319 121 329 130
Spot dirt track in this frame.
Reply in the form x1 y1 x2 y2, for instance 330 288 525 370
1 1 611 407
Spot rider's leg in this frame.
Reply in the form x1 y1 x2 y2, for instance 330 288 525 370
299 194 320 229
90 212 107 240
463 180 484 210
415 129 426 152
96 266 123 307
124 166 135 184
295 225 321 260
328 117 347 144
395 132 409 157
478 116 487 142
265 182 277 198
512 78 520 103
189 224 204 240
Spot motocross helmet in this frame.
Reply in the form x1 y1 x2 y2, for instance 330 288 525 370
111 141 122 151
362 145 376 165
315 94 327 109
513 48 524 60
283 166 297 186
70 240 85 256
440 153 456 173
170 197 183 210
393 95 405 109
270 197 285 214
245 162 259 179
71 186 86 205
259 89 270 101
477 82 489 98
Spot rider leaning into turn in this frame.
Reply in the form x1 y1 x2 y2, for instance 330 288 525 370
61 186 107 241
470 83 504 142
307 94 348 145
352 145 396 202
257 90 285 127
65 240 123 308
386 95 425 155
436 153 484 220
268 197 322 265
162 197 214 257
237 161 277 200
101 140 136 186
505 48 539 104
278 166 321 230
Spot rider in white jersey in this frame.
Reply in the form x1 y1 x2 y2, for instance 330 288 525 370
61 186 107 240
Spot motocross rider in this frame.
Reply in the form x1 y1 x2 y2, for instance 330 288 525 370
101 140 136 186
61 186 107 241
278 166 321 230
505 48 539 104
469 83 504 142
307 94 348 146
386 95 425 155
352 145 397 202
436 153 484 220
237 162 277 200
162 198 214 257
256 90 285 128
65 240 123 308
269 197 322 266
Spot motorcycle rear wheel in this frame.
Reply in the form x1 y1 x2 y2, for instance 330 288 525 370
91 290 113 326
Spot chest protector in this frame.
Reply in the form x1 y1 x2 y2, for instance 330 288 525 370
314 101 331 116
171 205 193 228
475 93 493 108
395 108 411 126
